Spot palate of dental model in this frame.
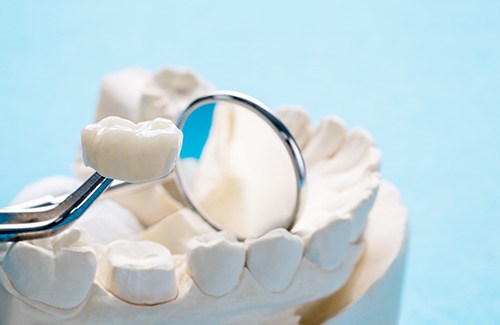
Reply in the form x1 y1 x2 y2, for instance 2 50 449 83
276 106 312 149
96 240 177 305
81 116 183 183
302 117 347 167
141 208 215 254
186 231 245 297
302 218 352 271
2 229 96 309
245 228 303 292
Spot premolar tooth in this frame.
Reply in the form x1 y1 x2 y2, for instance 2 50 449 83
276 107 311 149
245 229 303 292
81 116 182 183
303 117 347 167
303 218 352 270
186 232 245 297
113 184 183 228
141 208 215 254
2 229 96 309
73 200 145 245
96 240 177 305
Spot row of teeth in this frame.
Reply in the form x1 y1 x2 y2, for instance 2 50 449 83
0 108 380 312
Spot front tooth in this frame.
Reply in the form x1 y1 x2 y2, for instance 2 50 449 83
1 229 96 309
186 232 245 297
302 218 352 271
81 116 183 183
276 107 312 149
245 228 303 292
302 117 347 167
96 240 177 305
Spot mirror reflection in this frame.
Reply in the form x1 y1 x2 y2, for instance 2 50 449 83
177 101 297 238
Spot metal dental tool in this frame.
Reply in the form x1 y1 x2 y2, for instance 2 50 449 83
0 91 306 241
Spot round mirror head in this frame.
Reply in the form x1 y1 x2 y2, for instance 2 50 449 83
175 91 306 239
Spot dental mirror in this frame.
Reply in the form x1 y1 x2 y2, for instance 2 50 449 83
0 91 306 242
175 91 306 239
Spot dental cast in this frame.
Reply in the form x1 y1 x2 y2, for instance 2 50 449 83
0 67 408 324
81 116 182 183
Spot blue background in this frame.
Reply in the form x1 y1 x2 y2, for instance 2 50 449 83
0 1 499 323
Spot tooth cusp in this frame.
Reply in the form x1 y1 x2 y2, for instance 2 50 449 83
245 228 304 292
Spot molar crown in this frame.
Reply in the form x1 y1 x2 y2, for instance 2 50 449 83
81 116 182 183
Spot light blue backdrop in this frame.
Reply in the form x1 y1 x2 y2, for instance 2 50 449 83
0 1 498 323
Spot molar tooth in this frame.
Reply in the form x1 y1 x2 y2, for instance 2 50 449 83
245 229 303 292
186 232 245 297
81 116 182 183
276 107 312 149
139 68 213 122
2 229 96 309
97 240 177 305
96 68 151 123
302 218 352 271
303 117 347 167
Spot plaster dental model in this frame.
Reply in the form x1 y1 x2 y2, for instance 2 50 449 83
0 67 408 324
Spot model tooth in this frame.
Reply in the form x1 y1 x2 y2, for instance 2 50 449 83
347 185 379 242
73 200 144 245
112 184 183 228
276 106 311 149
96 68 151 123
139 67 213 122
141 208 216 254
10 175 81 205
303 218 352 271
245 228 303 292
1 229 96 309
186 232 245 297
81 116 182 183
96 240 177 305
302 117 347 167
315 128 374 175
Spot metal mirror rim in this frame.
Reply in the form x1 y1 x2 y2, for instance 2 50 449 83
174 90 307 238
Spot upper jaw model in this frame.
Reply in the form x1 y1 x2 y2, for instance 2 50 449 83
0 67 408 325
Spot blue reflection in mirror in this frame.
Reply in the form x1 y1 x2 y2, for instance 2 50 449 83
179 103 215 160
